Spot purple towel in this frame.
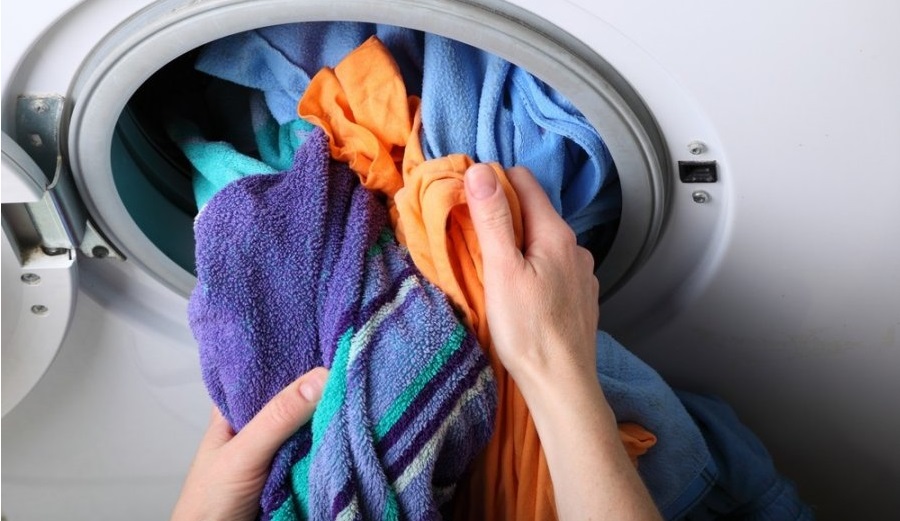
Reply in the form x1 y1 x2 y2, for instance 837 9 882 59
188 129 497 520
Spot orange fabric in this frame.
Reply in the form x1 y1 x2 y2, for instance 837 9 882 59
619 422 659 467
299 36 657 521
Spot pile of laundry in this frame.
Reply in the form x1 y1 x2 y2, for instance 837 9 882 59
180 22 813 521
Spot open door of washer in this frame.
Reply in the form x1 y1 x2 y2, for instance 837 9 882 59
1 132 78 416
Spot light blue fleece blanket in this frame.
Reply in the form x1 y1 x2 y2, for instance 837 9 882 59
418 33 619 235
194 22 424 125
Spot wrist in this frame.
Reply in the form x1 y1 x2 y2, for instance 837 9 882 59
513 360 615 433
510 349 601 408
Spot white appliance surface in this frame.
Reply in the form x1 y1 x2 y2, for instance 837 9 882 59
2 1 898 520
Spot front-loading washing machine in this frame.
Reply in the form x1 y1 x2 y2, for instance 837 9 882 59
2 1 898 519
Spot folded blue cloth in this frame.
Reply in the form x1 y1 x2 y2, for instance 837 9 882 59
168 93 316 209
596 332 717 519
677 392 815 520
194 23 618 236
188 129 497 520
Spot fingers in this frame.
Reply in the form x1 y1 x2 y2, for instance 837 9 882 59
505 166 575 251
579 246 601 300
465 164 523 271
230 367 329 465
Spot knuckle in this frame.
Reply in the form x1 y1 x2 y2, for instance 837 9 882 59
264 394 302 430
576 247 596 271
553 227 577 247
478 205 511 232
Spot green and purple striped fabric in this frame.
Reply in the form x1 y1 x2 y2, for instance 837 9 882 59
189 129 497 520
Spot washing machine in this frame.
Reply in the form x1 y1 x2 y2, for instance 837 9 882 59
2 0 898 519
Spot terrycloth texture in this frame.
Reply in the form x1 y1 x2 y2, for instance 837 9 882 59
168 93 315 209
188 129 497 520
195 22 424 124
596 332 717 519
298 36 656 521
194 22 619 237
678 392 815 521
419 33 619 235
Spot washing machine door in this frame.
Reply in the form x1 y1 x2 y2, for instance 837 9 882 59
1 131 78 416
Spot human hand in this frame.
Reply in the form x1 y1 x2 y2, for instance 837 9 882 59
466 164 662 521
464 164 600 399
171 367 329 521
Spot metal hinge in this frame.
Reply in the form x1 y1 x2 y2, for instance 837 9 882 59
15 95 124 260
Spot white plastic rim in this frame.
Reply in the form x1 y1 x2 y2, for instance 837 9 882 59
67 0 668 298
1 223 78 416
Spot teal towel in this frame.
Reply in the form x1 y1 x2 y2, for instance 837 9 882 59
167 93 315 209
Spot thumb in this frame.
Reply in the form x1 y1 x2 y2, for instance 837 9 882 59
465 164 521 270
230 367 329 466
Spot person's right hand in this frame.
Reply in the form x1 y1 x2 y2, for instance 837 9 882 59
464 164 601 396
465 164 663 521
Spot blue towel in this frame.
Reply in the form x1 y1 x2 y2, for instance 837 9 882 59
193 23 619 236
188 129 497 520
195 22 424 124
167 93 316 209
677 392 816 520
420 33 619 234
596 331 717 519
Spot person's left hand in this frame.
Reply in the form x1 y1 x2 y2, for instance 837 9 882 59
171 367 329 521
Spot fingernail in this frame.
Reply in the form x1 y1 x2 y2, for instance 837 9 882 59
299 377 324 402
466 165 497 200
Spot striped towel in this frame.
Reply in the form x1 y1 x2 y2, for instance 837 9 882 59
188 129 497 520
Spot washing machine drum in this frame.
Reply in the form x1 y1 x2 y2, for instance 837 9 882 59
2 1 674 415
61 2 668 298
